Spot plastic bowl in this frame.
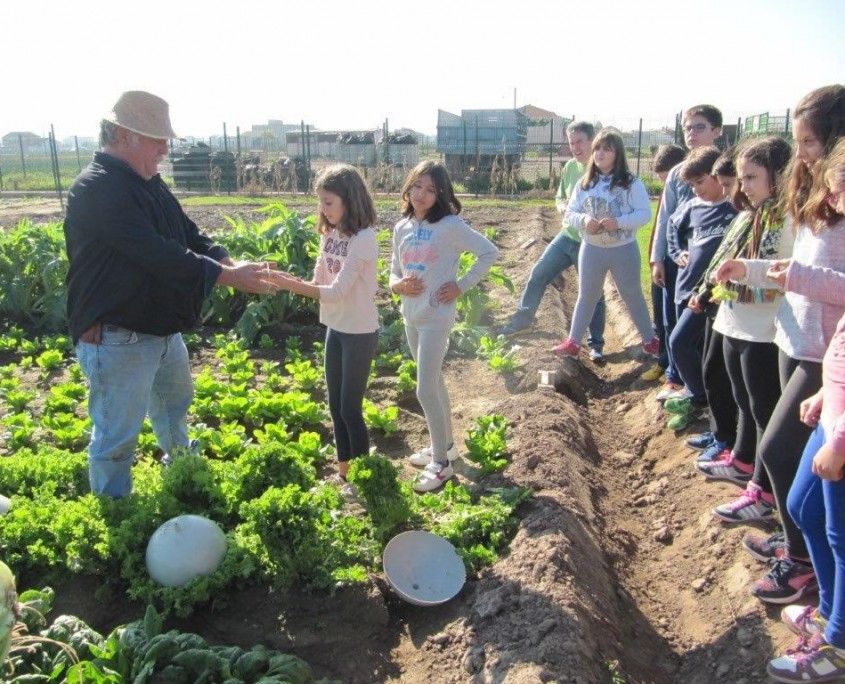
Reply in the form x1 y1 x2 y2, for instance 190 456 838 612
382 530 466 606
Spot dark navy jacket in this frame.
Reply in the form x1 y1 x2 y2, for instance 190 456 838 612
64 152 226 342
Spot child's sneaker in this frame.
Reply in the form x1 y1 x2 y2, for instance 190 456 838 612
552 338 580 358
742 530 788 562
641 364 664 382
686 431 715 450
782 605 826 638
588 348 605 364
413 461 454 492
409 444 459 467
642 337 660 356
696 452 753 485
695 440 731 464
326 473 359 501
655 383 686 401
752 557 818 604
664 396 693 414
498 317 532 337
714 482 775 522
767 633 845 683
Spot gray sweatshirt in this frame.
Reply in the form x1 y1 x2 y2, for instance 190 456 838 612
389 214 499 329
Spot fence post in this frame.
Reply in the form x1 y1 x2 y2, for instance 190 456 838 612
384 118 389 164
736 117 742 143
785 108 791 137
548 118 554 179
475 115 480 198
74 135 82 171
636 118 643 176
223 122 228 153
0 155 4 191
18 134 27 179
306 124 312 192
49 125 64 210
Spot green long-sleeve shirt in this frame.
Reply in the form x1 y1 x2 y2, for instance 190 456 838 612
554 158 586 241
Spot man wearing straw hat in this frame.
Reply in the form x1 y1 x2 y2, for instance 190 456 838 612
64 90 279 497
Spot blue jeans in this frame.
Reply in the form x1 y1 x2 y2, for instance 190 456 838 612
661 258 681 384
651 282 668 370
788 425 845 648
511 232 605 351
76 325 193 497
669 305 706 401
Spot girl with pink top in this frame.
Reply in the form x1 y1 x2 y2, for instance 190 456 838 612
713 85 845 606
272 164 379 497
766 139 845 683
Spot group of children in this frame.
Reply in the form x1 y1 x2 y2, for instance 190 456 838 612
270 160 498 496
273 84 845 681
644 86 845 683
498 84 845 681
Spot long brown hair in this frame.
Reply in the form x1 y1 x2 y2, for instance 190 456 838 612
805 138 845 229
400 160 461 222
731 136 792 211
314 163 377 236
783 85 845 225
581 128 633 190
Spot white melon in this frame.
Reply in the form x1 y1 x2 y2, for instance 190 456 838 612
145 515 227 587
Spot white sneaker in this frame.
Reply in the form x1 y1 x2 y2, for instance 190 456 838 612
655 385 688 402
413 461 454 492
409 443 459 468
326 473 358 501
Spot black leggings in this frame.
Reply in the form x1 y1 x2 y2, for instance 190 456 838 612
324 328 379 462
702 317 738 445
757 351 823 559
722 336 780 493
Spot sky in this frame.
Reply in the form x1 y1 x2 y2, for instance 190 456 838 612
2 0 843 139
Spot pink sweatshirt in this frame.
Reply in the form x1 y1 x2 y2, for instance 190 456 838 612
313 227 379 334
785 260 845 452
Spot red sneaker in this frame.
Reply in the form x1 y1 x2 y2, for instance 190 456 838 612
642 337 660 356
552 338 580 358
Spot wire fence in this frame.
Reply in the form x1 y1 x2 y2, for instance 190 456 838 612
0 108 793 201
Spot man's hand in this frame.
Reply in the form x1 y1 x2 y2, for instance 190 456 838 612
766 259 791 288
217 261 281 295
79 322 102 344
392 275 425 297
435 281 462 304
651 261 665 287
711 259 748 284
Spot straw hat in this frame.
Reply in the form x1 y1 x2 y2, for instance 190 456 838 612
104 90 179 140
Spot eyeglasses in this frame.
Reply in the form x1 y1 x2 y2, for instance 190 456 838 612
683 123 709 133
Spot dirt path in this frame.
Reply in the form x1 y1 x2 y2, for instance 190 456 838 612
486 207 798 683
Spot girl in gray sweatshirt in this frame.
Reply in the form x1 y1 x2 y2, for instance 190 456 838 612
390 161 499 493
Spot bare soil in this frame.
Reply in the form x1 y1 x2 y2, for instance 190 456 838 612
1 196 800 682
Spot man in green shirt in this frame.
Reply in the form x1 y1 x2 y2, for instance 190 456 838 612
500 121 606 361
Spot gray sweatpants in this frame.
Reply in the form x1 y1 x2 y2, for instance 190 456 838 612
405 324 454 463
569 241 653 343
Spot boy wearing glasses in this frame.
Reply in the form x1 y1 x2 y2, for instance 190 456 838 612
649 105 723 410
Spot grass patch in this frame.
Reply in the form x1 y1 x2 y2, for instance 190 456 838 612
638 200 659 298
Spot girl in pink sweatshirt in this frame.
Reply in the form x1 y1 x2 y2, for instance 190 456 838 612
766 139 845 682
